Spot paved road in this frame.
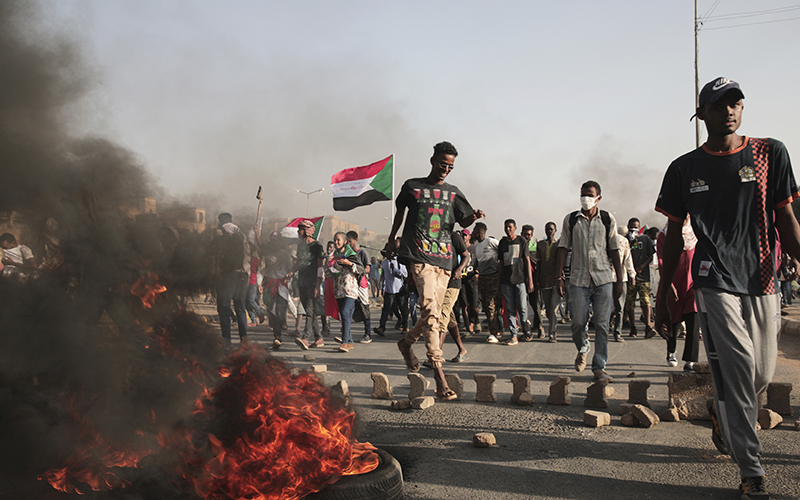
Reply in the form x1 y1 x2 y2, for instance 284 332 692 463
196 298 800 500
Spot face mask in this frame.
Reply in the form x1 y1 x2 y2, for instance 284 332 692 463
580 196 598 211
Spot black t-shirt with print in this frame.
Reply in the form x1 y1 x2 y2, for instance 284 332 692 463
656 137 798 295
630 235 655 282
497 235 530 285
447 231 468 289
296 240 325 289
396 177 473 270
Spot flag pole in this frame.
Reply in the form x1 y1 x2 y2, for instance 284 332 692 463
390 153 395 222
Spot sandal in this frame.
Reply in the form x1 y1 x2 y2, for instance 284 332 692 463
397 338 419 372
450 353 468 363
422 360 433 369
436 388 458 401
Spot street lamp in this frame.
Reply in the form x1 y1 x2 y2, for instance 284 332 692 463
296 188 324 217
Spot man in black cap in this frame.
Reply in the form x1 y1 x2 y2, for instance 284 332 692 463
655 77 800 499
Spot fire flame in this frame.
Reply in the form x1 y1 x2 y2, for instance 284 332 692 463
40 337 378 499
130 272 167 308
185 346 379 500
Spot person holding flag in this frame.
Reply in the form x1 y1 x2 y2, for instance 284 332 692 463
387 141 485 401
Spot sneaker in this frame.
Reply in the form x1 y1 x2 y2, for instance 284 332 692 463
740 475 769 499
373 326 386 336
593 370 614 383
272 339 281 350
613 332 625 342
521 333 534 342
683 361 697 372
505 337 519 346
706 398 729 455
644 326 656 339
334 336 343 344
486 334 500 343
360 335 373 344
451 353 468 363
548 333 557 343
312 338 324 348
295 338 310 350
667 352 678 367
574 352 587 372
338 343 353 352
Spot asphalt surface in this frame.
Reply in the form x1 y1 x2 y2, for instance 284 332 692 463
194 297 800 500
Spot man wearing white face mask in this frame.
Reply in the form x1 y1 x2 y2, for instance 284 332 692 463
556 180 623 382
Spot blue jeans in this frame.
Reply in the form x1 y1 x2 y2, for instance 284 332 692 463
245 284 262 322
336 297 356 344
501 282 528 336
569 281 613 372
217 271 248 342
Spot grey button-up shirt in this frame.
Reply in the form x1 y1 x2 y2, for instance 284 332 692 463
558 210 619 288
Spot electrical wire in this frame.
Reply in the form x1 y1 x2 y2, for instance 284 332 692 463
705 4 800 21
702 14 800 30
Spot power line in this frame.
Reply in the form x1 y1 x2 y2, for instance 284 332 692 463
703 14 800 30
705 4 800 21
701 0 723 20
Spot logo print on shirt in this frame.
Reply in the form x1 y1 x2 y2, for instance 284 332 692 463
428 206 443 238
699 260 712 277
433 189 441 199
739 166 756 183
689 179 709 193
413 189 421 199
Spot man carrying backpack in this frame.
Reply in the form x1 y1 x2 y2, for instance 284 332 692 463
556 180 623 382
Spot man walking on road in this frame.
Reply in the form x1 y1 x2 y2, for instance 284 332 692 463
557 180 623 382
387 141 485 401
655 77 800 500
294 219 325 350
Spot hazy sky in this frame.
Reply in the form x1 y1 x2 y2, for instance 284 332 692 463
38 0 800 238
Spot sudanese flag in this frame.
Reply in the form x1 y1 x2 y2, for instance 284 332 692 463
331 155 393 211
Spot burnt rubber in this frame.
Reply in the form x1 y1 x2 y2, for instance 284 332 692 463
303 448 403 500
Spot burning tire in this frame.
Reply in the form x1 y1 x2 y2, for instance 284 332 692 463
304 448 403 500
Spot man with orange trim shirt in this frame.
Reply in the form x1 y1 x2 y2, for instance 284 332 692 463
655 77 800 500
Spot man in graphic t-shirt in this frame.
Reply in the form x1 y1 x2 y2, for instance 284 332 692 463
387 141 485 402
496 219 533 345
626 226 657 338
655 77 800 500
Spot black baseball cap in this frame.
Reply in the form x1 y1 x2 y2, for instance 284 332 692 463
691 77 744 120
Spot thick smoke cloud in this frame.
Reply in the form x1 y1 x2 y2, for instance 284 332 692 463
0 4 221 496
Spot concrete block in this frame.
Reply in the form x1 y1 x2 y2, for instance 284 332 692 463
510 374 531 404
668 372 714 420
474 374 497 402
311 364 327 373
631 404 660 428
621 413 638 427
331 380 350 408
766 382 793 416
412 396 435 410
757 408 783 429
391 398 412 410
584 379 611 408
303 354 316 362
584 410 611 427
445 373 464 400
627 379 651 407
517 393 535 406
547 376 571 405
618 403 635 415
371 372 393 400
473 432 496 447
408 372 430 399
660 407 680 422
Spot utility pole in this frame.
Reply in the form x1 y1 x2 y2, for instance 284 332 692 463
694 0 701 147
296 188 324 217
